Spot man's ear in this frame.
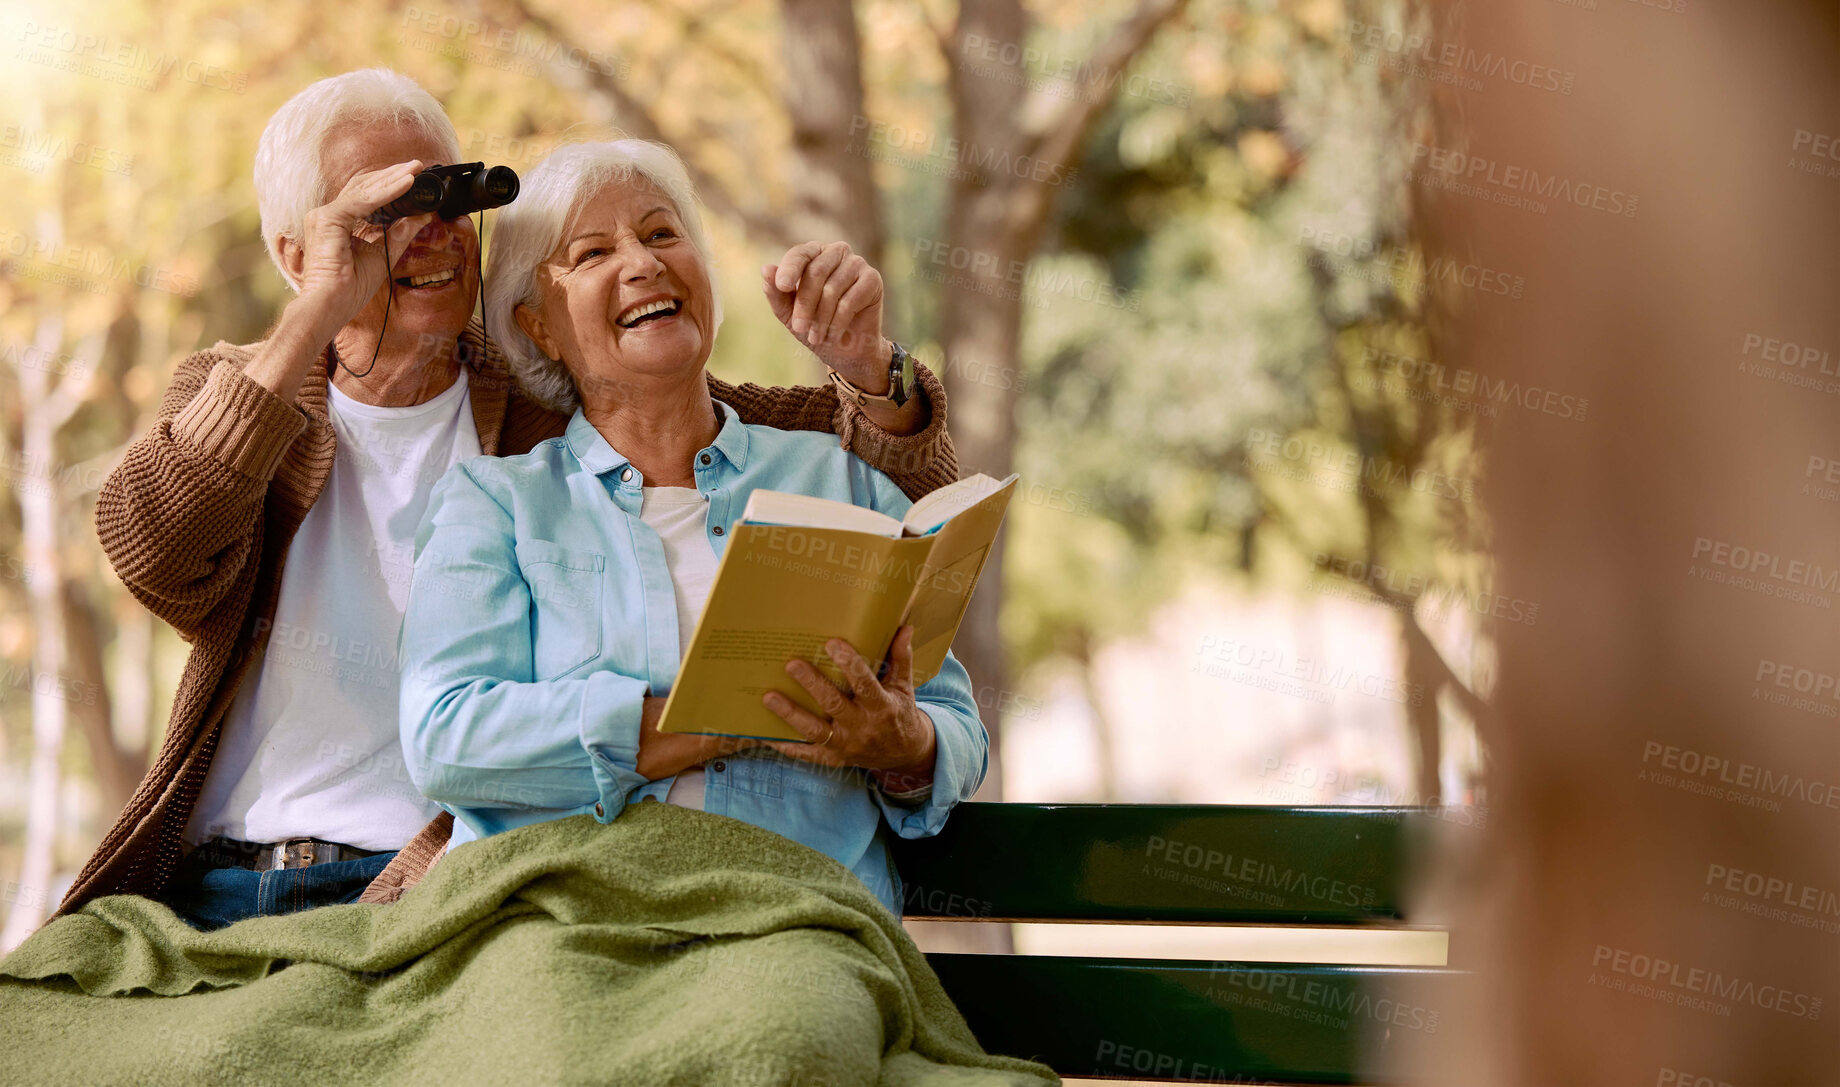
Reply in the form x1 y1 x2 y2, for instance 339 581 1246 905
278 234 306 292
515 302 561 361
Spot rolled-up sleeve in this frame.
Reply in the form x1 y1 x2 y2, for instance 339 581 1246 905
399 462 649 839
871 651 988 838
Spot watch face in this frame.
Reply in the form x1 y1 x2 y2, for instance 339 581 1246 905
891 344 914 405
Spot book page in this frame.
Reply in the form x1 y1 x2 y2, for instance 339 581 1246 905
902 473 1011 536
899 476 1019 683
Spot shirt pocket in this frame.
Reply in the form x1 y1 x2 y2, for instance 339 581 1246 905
514 539 605 680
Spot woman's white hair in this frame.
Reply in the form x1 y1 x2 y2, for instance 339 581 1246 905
254 68 461 290
483 140 723 415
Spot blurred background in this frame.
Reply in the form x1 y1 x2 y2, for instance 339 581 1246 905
5 0 1837 1081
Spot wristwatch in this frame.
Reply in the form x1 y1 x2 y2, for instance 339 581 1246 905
828 340 916 408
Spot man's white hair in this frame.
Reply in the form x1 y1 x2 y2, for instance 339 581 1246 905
254 68 461 289
483 140 724 416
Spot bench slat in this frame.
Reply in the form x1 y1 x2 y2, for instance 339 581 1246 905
890 804 1436 925
926 953 1464 1084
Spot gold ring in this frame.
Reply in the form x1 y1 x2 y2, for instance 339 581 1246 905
819 723 835 747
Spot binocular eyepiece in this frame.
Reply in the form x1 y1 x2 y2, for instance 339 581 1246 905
368 162 519 225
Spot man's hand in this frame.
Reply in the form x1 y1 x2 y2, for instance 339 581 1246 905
761 627 938 795
292 160 437 331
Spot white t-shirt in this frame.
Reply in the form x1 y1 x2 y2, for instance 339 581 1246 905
640 485 719 811
184 368 483 851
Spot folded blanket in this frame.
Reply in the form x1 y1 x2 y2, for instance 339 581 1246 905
0 803 1059 1086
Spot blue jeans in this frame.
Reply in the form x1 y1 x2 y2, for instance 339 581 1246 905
163 846 398 931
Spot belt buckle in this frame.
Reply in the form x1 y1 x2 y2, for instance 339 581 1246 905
272 839 333 870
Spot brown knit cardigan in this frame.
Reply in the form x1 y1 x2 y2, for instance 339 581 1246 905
65 317 955 918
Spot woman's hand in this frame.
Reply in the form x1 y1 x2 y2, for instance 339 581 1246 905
291 160 437 332
762 627 938 793
762 241 891 391
634 696 764 781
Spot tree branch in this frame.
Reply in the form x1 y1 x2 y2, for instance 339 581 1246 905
1020 0 1187 166
631 0 776 98
485 0 790 249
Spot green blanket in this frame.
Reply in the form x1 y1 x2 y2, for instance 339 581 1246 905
0 803 1059 1086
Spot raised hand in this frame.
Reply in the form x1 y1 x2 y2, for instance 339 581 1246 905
762 241 892 392
294 160 436 324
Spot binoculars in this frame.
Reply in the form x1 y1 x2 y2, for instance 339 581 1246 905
367 162 519 225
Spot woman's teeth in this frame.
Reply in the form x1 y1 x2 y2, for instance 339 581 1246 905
617 299 681 327
398 269 458 289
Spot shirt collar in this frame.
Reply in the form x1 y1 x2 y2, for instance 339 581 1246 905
564 397 750 477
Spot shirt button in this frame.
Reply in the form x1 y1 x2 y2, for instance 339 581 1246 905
594 803 605 817
700 453 712 465
712 525 725 536
619 468 633 483
712 761 726 772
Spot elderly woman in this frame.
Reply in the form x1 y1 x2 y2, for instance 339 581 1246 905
395 140 988 917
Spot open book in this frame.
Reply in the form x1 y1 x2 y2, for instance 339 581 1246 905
655 473 1020 740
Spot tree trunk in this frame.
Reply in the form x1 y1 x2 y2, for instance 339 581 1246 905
1 319 76 952
63 579 147 817
1399 608 1442 804
777 0 884 269
1073 630 1120 800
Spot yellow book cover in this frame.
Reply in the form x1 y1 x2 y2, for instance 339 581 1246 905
656 473 1019 740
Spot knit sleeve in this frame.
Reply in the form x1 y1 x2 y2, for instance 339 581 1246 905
708 362 959 501
94 349 306 639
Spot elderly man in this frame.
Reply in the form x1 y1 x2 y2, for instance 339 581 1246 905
65 69 955 929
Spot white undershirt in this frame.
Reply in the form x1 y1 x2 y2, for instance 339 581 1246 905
640 485 719 811
185 368 482 851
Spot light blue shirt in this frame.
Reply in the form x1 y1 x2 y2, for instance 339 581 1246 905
398 400 988 916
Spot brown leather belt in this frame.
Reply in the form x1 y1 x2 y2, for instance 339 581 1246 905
197 836 385 872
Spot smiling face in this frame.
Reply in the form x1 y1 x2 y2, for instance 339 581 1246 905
514 179 716 403
314 120 480 345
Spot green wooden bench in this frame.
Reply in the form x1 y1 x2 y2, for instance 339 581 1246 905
888 804 1466 1084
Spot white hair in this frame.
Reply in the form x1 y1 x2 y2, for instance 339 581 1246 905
483 140 723 415
254 68 461 290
